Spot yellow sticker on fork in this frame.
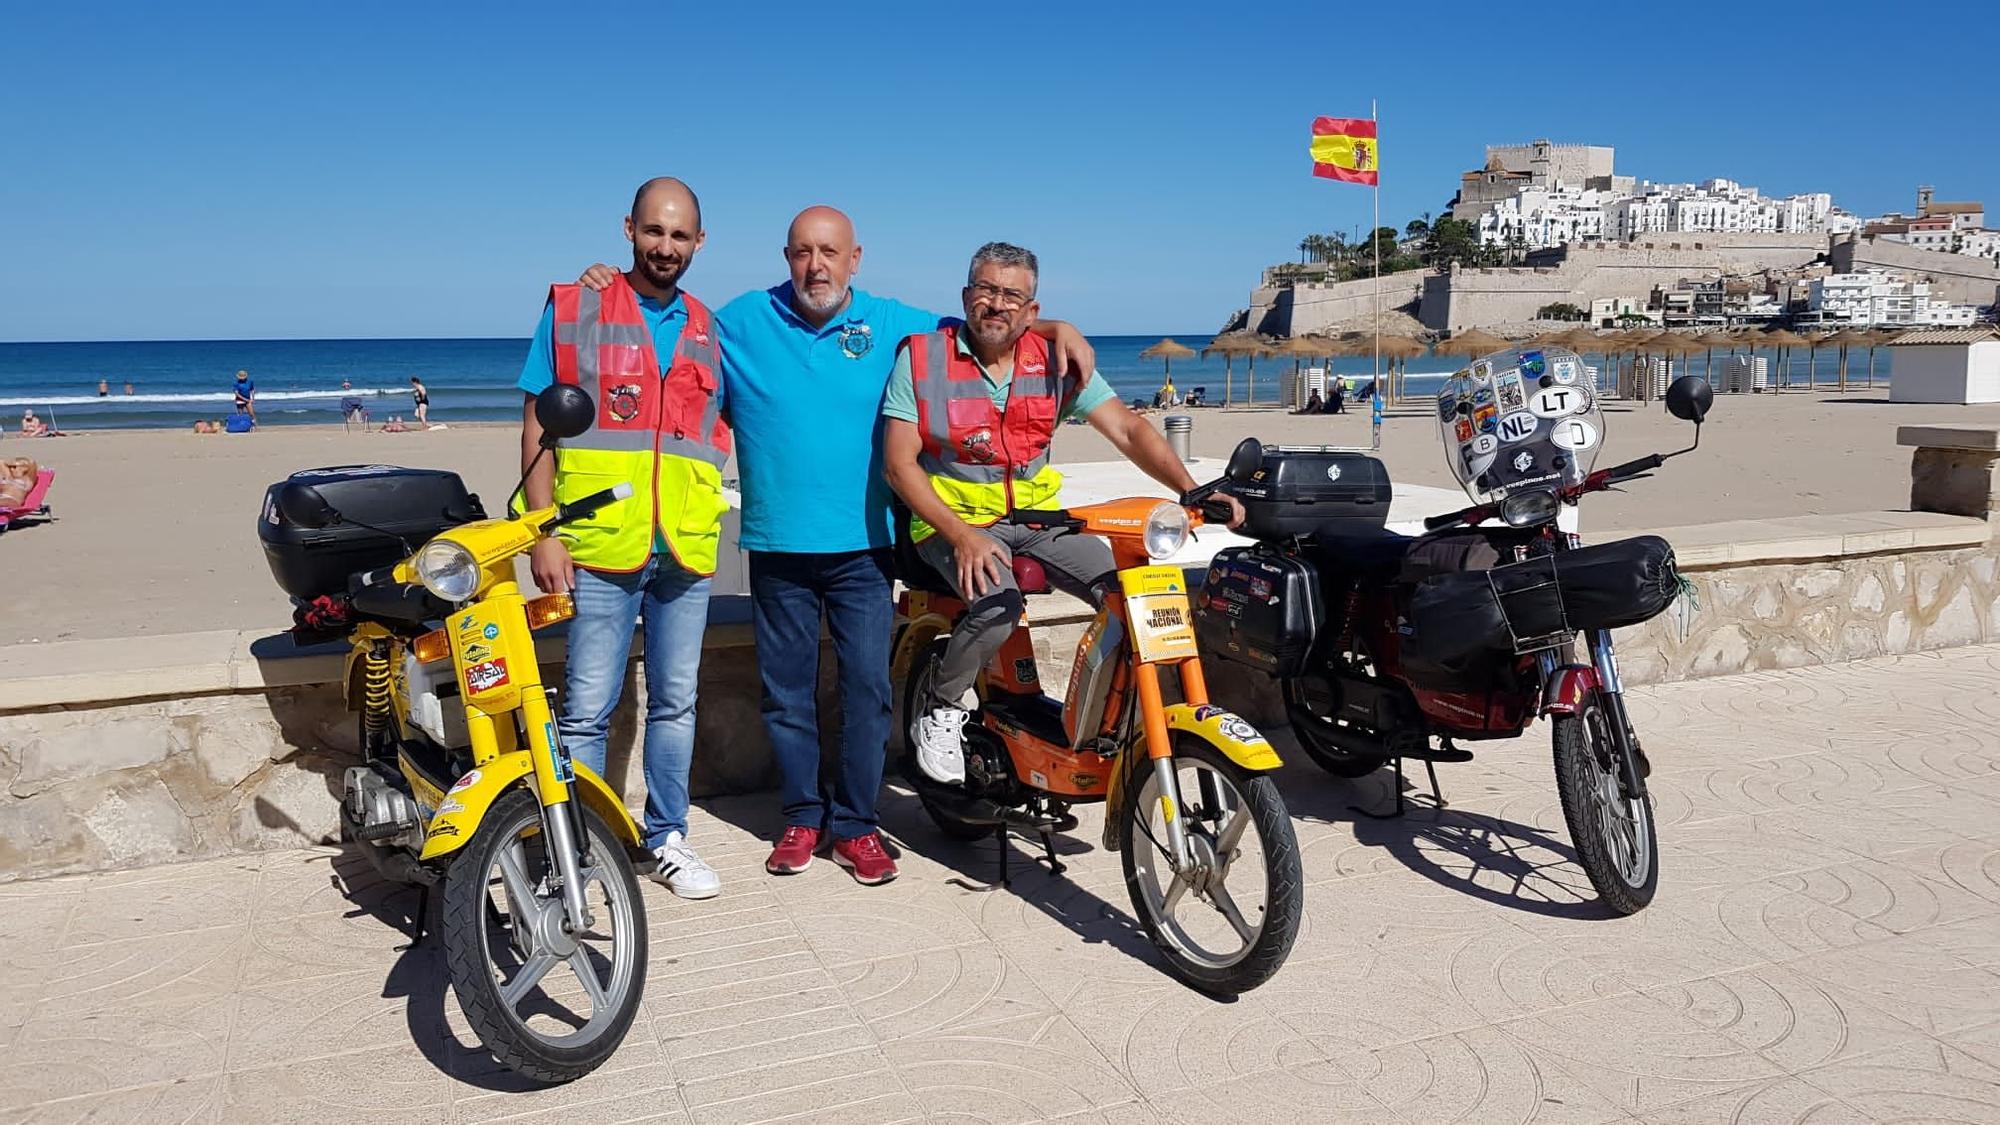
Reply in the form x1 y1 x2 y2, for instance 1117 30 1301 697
1159 794 1177 823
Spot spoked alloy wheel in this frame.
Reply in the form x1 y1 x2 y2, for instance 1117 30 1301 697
1551 699 1658 914
1121 735 1302 995
442 788 647 1083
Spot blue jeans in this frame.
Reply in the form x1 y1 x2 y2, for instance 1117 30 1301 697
559 556 711 850
748 550 894 840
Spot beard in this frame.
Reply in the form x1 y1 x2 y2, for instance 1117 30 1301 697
635 253 686 291
795 276 850 315
966 314 1020 352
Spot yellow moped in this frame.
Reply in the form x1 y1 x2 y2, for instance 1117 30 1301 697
267 385 644 1083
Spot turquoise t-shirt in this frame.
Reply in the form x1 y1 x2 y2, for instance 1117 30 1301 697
879 325 1117 423
713 284 945 553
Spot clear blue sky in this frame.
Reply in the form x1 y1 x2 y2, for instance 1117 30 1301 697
3 0 1994 342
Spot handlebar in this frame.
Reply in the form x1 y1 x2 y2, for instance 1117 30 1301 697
1003 507 1080 530
555 482 634 526
1599 453 1665 485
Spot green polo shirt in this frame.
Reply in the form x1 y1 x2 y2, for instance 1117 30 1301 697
881 325 1117 423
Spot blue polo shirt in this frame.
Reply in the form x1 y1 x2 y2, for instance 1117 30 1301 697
715 284 945 553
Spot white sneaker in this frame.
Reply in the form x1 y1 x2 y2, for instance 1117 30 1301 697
914 705 970 785
650 832 720 900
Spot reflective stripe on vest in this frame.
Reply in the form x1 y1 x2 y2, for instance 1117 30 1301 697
905 327 1074 539
549 276 731 574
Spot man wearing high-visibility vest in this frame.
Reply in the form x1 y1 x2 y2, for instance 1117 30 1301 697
516 177 725 900
882 242 1244 785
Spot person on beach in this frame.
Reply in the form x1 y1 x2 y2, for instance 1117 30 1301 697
96 379 109 397
232 370 256 420
1330 378 1347 414
572 208 1096 887
20 410 46 438
519 177 726 900
122 381 133 395
884 242 1242 787
1303 388 1324 415
410 377 430 425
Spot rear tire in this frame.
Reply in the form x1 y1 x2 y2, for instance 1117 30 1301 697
1552 700 1659 915
1120 735 1302 995
900 637 994 842
1282 680 1387 778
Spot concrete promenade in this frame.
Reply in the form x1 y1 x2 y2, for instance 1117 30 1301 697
2 645 1998 1124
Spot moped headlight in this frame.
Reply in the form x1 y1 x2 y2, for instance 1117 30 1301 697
1143 501 1191 560
415 539 480 603
1500 488 1561 528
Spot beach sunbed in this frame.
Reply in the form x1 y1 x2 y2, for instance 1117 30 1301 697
0 469 55 534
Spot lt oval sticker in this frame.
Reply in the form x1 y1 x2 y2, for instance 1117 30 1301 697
1550 418 1600 451
1529 386 1586 418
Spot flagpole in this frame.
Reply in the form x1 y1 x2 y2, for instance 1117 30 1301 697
1371 98 1382 448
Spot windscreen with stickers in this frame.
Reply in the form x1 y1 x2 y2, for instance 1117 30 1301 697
1435 346 1602 505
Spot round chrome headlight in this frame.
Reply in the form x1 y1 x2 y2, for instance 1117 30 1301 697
1499 489 1561 528
1143 501 1191 560
415 539 480 603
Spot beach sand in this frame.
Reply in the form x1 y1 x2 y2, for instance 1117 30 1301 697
3 392 1995 647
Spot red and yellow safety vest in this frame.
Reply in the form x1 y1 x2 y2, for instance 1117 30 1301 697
549 275 730 574
903 326 1077 541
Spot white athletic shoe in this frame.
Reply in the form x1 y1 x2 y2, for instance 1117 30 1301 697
650 832 720 900
914 705 970 785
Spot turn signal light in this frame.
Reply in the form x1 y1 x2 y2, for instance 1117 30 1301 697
526 593 576 630
412 628 451 665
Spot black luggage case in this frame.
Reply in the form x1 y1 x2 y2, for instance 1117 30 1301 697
260 465 485 599
1230 447 1392 541
1194 544 1323 677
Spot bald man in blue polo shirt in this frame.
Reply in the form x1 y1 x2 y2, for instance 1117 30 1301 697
577 206 1093 886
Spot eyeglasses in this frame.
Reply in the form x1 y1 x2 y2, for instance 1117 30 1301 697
967 281 1034 310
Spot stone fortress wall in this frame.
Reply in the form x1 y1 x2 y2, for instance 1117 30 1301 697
1833 236 2000 307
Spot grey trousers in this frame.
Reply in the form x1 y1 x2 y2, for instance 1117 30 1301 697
915 523 1116 708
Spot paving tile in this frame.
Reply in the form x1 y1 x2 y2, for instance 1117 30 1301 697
887 1013 1141 1124
788 882 989 964
1783 932 2000 1037
1063 983 1311 1093
0 992 234 1105
1264 956 1491 1056
834 942 1060 1042
1339 1023 1631 1125
249 845 411 923
1139 1062 1402 1124
673 1044 917 1125
1643 963 1934 1073
0 1075 226 1124
221 1043 452 1123
1770 856 1999 936
236 900 430 990
35 925 249 1016
1500 990 1786 1114
66 859 259 945
227 967 450 1072
1627 1077 1874 1125
450 1065 688 1125
1801 1040 2000 1123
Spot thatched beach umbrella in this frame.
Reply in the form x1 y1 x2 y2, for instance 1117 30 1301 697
1203 333 1265 407
1434 328 1509 358
1138 338 1197 385
1822 328 1872 392
1693 330 1737 382
1862 328 1897 388
1761 328 1810 392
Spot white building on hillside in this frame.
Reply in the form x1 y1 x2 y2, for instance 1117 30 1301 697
1808 270 1938 326
1906 216 1957 253
1960 230 2000 261
1602 179 1840 240
1477 182 1608 248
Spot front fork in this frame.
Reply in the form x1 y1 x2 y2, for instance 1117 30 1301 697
1133 659 1197 870
520 687 594 933
1542 631 1648 801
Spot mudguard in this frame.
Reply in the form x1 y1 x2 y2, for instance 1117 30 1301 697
1163 703 1284 771
419 752 641 860
1543 665 1602 716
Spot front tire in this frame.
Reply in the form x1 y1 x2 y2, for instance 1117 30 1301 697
1120 735 1302 995
1552 699 1659 914
441 788 648 1084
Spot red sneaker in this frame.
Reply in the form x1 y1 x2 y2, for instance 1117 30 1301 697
766 825 820 875
831 832 899 886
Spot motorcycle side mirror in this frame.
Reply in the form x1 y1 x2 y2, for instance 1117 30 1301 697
1665 376 1712 425
535 384 596 444
277 482 340 529
1225 437 1264 481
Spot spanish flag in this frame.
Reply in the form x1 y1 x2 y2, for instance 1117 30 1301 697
1310 117 1379 186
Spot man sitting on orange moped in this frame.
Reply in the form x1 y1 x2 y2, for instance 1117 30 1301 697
882 241 1243 786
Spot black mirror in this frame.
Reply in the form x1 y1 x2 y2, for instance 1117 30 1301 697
1225 437 1264 481
277 482 338 529
535 384 596 442
1665 376 1712 424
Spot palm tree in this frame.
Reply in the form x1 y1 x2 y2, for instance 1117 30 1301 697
1298 237 1312 265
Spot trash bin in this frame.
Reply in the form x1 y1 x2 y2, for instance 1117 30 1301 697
1163 414 1193 461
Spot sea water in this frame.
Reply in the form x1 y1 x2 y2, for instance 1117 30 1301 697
0 336 1894 431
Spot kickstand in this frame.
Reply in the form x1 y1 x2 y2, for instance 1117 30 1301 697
1035 829 1066 876
994 822 1010 889
1352 757 1448 821
398 885 430 951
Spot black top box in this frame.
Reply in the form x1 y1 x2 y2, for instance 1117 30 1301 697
1228 447 1392 540
259 465 484 600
